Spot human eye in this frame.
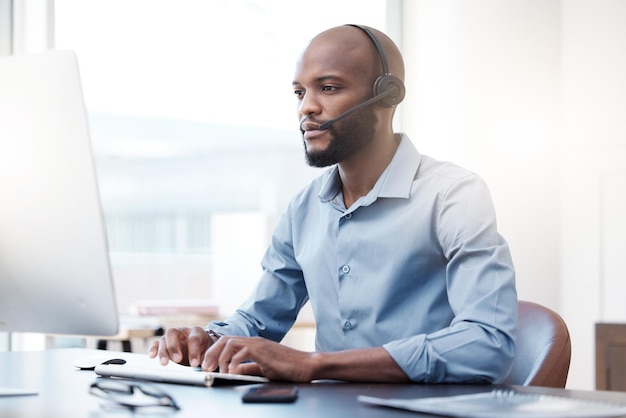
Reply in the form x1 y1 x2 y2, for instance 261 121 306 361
293 88 304 99
321 85 338 93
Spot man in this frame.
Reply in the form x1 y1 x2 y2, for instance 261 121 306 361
149 24 517 384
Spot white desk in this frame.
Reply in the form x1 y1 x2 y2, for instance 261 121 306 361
3 348 626 417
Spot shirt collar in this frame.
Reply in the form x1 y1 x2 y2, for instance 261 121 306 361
318 133 421 204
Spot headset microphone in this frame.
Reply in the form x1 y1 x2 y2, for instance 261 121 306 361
318 87 399 130
318 24 405 131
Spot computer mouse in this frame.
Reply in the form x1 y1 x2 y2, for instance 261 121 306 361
73 355 126 370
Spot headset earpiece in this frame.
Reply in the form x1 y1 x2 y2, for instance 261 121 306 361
373 74 406 108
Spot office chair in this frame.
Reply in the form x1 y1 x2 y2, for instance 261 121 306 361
503 300 572 388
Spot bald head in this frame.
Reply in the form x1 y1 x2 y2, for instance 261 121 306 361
307 25 405 84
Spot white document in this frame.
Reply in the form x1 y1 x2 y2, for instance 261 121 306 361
358 390 626 418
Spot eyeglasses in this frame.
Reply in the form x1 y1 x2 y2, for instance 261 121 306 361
89 379 180 413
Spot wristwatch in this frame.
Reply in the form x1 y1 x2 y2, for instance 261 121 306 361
206 329 222 344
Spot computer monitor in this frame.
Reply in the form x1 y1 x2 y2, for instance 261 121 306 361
0 50 119 337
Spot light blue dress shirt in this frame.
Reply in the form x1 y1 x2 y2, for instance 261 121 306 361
208 134 517 383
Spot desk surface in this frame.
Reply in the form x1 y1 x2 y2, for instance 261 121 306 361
3 348 626 417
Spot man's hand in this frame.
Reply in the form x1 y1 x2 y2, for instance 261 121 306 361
150 330 317 382
148 326 213 368
149 329 409 383
203 336 317 382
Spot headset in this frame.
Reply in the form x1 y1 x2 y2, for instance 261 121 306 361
318 24 406 130
348 24 405 107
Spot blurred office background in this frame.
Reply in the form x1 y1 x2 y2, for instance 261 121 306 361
1 0 625 391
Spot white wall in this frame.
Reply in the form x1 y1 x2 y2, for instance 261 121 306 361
402 0 561 307
560 0 626 390
401 0 626 390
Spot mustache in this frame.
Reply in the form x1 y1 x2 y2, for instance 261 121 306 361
299 117 326 133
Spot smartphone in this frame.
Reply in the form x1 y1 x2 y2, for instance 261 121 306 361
242 386 299 403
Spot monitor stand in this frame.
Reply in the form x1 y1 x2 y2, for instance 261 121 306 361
0 387 39 397
0 336 39 396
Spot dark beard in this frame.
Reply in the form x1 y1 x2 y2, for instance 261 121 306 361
303 107 378 168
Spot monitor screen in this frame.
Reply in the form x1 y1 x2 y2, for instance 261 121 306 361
0 50 119 337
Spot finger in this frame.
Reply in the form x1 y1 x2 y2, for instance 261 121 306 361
201 337 224 372
163 328 187 365
147 340 159 358
219 341 249 374
228 344 253 372
155 336 172 366
186 327 211 367
230 361 262 377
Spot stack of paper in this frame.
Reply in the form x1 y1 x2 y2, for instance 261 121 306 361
358 390 626 418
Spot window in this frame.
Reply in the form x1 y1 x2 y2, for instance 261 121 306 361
0 0 12 55
53 0 392 316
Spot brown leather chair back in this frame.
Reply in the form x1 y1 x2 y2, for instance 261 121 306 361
503 300 572 388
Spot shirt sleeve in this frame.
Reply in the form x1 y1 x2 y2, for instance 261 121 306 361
383 173 517 383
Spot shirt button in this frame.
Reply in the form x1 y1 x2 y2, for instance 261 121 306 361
343 321 352 330
345 213 352 219
341 265 350 274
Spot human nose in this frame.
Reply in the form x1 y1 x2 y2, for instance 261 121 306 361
298 91 322 119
